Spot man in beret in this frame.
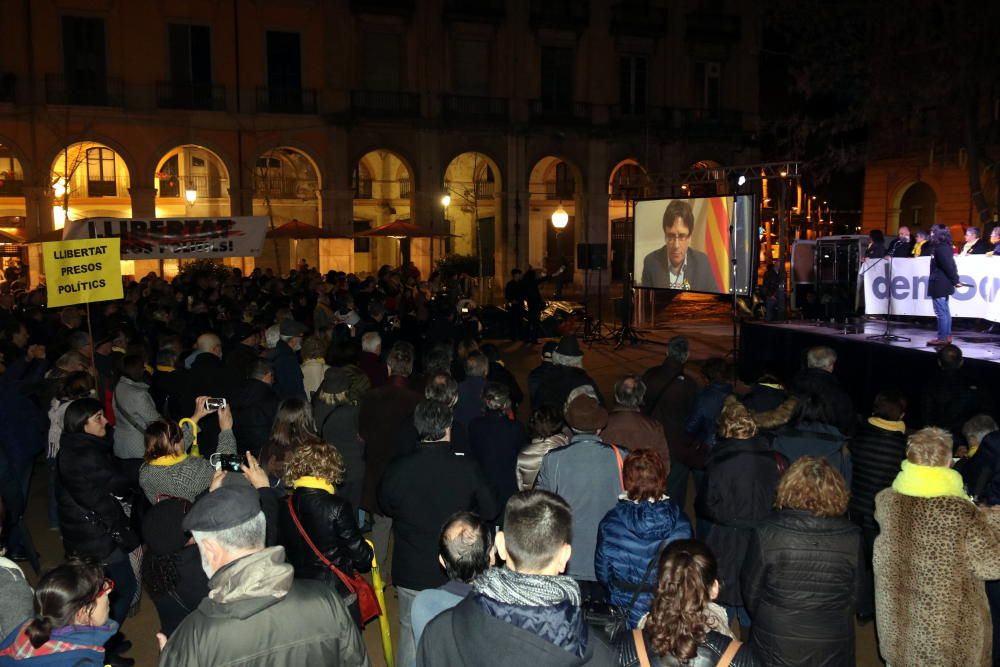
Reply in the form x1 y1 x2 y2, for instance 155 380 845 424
534 335 605 411
535 394 628 598
271 318 308 401
158 485 369 666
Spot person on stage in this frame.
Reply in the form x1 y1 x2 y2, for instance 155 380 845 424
912 229 932 256
989 227 1000 255
888 226 913 257
960 227 991 255
640 199 719 292
865 229 887 259
927 223 962 347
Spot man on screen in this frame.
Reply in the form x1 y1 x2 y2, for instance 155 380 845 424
640 199 719 291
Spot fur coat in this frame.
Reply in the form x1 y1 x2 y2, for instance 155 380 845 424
873 485 1000 667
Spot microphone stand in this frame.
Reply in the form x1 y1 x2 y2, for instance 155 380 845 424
867 244 910 343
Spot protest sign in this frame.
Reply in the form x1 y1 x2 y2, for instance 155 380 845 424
43 237 124 307
61 216 267 260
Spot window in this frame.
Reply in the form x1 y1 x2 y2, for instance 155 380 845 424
540 47 573 113
353 165 373 199
62 16 107 100
157 155 180 198
551 162 574 199
362 32 401 91
452 39 489 95
267 31 302 97
353 221 371 253
619 55 647 114
168 24 211 84
86 147 116 197
694 61 721 111
612 164 644 198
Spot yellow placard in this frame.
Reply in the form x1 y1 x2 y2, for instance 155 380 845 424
43 237 124 308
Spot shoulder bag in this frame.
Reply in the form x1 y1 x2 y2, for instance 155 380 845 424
285 495 381 626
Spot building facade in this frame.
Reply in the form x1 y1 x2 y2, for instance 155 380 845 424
0 0 760 289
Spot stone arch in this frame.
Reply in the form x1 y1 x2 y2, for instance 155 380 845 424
153 145 232 217
45 135 139 189
892 180 938 233
527 156 585 272
0 136 32 183
352 149 416 275
441 152 505 275
49 141 134 228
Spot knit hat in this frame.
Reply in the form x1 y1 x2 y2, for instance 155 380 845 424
556 335 582 358
564 394 608 432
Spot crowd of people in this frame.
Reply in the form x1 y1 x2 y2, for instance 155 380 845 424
0 261 995 665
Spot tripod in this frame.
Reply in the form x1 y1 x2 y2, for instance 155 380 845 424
612 272 651 349
866 253 910 343
582 265 613 345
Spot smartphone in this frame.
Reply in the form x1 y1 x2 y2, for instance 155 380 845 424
210 453 243 473
205 397 227 411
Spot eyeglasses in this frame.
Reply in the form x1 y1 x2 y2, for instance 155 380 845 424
665 233 691 244
94 578 115 600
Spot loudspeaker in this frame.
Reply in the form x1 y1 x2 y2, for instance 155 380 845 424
576 243 608 270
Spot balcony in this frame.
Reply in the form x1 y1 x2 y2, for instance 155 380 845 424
442 95 508 123
0 74 15 103
530 0 589 30
350 0 415 17
685 11 741 43
254 176 319 200
0 178 24 197
443 0 505 23
350 90 421 118
611 2 668 37
45 74 124 107
530 99 591 125
157 81 226 111
256 86 318 114
609 104 670 128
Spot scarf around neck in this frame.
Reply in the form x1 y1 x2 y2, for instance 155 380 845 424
292 476 335 494
868 416 906 433
891 460 968 499
474 567 581 607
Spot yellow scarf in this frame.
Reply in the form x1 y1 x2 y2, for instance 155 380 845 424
912 240 926 256
891 460 968 499
149 453 189 466
868 416 906 433
292 476 335 494
155 365 175 373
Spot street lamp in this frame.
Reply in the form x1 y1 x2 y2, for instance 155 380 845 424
551 205 569 230
185 188 198 204
440 194 451 208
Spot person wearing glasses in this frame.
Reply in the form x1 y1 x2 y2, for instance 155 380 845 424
0 559 119 664
640 199 719 292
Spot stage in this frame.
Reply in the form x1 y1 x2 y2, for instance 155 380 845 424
739 319 1000 427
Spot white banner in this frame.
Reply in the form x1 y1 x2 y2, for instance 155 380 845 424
862 256 1000 322
62 217 267 260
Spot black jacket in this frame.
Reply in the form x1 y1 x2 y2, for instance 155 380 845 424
921 369 991 445
279 488 372 599
468 411 526 510
644 359 704 468
313 399 366 511
742 510 862 667
418 595 615 667
177 353 241 457
488 361 524 407
56 431 136 561
696 436 783 607
378 442 498 590
535 366 605 412
848 421 907 525
928 241 960 298
149 367 190 421
959 431 1000 504
622 630 762 667
231 378 280 458
223 342 260 381
358 376 421 513
790 368 856 437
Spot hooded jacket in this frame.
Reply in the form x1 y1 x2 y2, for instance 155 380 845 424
772 422 852 486
0 620 118 666
595 498 692 627
112 376 160 460
159 546 369 667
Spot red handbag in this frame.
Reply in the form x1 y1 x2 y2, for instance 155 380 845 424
285 496 381 626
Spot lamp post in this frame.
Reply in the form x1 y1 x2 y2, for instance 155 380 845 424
551 204 569 251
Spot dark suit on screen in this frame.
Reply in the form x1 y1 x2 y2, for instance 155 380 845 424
640 247 719 292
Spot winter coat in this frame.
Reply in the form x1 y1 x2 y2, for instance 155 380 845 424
517 433 569 490
742 510 862 667
695 436 783 607
643 359 704 468
488 361 524 407
960 431 1000 504
928 240 960 298
528 362 558 409
301 358 329 401
535 366 605 412
0 357 48 465
279 488 372 600
159 547 370 667
0 557 33 640
921 369 991 445
271 340 306 401
741 383 788 413
56 431 135 562
358 376 420 513
149 366 190 421
848 419 907 526
468 411 526 509
536 434 628 581
602 409 670 465
231 378 280 458
686 383 734 450
595 498 692 627
417 595 615 667
790 368 856 437
621 629 762 667
313 399 366 511
873 488 1000 667
112 376 160 459
772 422 852 486
175 353 241 458
378 442 499 590
0 620 118 666
455 376 487 426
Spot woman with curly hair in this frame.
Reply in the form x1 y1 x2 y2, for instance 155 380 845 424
622 539 761 666
741 457 861 666
260 398 323 487
277 442 373 627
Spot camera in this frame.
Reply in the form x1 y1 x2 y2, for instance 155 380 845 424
205 397 227 411
210 453 243 472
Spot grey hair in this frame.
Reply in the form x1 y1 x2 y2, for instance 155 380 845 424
465 351 489 378
614 375 646 409
666 336 689 364
551 351 584 368
361 331 381 354
425 374 459 405
482 382 511 412
963 414 998 446
806 346 837 370
191 511 266 553
564 384 599 413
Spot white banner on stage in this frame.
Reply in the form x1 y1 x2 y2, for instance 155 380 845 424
862 256 1000 322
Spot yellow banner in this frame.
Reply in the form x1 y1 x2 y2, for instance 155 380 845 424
43 237 123 307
